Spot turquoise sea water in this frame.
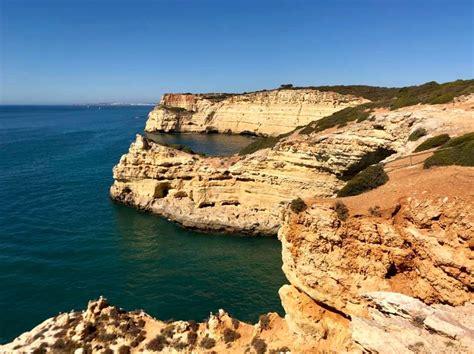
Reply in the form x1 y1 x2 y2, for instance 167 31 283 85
0 106 286 344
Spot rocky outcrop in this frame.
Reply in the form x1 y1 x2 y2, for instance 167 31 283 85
145 89 370 136
111 97 474 235
278 168 474 352
0 297 300 353
6 169 474 353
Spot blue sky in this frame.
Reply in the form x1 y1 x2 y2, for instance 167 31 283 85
0 0 472 104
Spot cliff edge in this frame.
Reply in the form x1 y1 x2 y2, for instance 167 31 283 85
145 89 369 137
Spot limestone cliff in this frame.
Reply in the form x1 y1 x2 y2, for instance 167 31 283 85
111 96 474 235
145 89 369 137
5 167 473 353
278 165 474 352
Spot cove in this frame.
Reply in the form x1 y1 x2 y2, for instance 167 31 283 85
0 106 286 343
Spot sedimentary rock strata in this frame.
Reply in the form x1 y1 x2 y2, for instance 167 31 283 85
277 168 474 352
0 297 299 353
111 96 474 235
6 168 474 353
145 89 369 136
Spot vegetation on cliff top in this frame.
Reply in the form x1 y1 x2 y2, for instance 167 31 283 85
290 198 307 213
408 127 428 141
424 132 474 168
238 136 280 155
284 79 474 107
414 134 451 152
298 79 473 135
337 164 389 197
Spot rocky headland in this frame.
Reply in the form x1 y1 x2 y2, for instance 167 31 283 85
4 165 473 352
110 92 474 235
4 80 474 353
145 89 369 137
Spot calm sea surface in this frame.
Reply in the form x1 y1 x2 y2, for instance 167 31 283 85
0 106 286 343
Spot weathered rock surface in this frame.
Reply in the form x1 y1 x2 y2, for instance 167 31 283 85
278 168 474 352
0 297 298 353
111 96 474 235
7 175 474 353
145 89 369 136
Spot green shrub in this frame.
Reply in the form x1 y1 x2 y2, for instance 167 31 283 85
259 314 271 330
337 164 389 197
200 336 216 349
295 79 473 136
251 337 267 354
300 106 371 135
187 331 198 345
408 128 427 141
146 335 168 351
118 346 131 354
341 148 395 180
161 324 175 338
290 198 307 213
333 201 349 221
424 133 474 168
160 105 192 113
442 132 474 148
414 134 450 152
223 328 241 343
238 136 279 155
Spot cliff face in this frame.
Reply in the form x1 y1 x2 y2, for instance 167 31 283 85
145 89 370 137
5 168 473 353
278 166 474 352
111 97 474 235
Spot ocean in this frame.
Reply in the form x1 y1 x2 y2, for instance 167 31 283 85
0 105 286 343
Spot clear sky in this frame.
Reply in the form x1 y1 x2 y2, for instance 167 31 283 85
0 0 472 104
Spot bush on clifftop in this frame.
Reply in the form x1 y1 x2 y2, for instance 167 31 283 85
408 128 427 141
414 134 451 152
337 164 389 197
424 132 474 168
290 198 307 213
238 136 280 155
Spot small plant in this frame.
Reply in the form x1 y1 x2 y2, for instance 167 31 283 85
368 206 382 217
279 84 294 89
187 331 198 345
408 127 427 141
118 345 131 354
337 164 389 197
258 314 271 330
231 318 240 329
200 336 216 349
172 341 188 350
251 337 268 354
334 201 349 221
290 198 307 213
146 335 168 351
223 328 241 343
414 134 450 152
161 324 175 338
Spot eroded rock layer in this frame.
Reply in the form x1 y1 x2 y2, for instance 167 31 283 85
5 171 474 353
277 167 474 352
111 97 474 235
0 297 300 353
145 90 369 136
